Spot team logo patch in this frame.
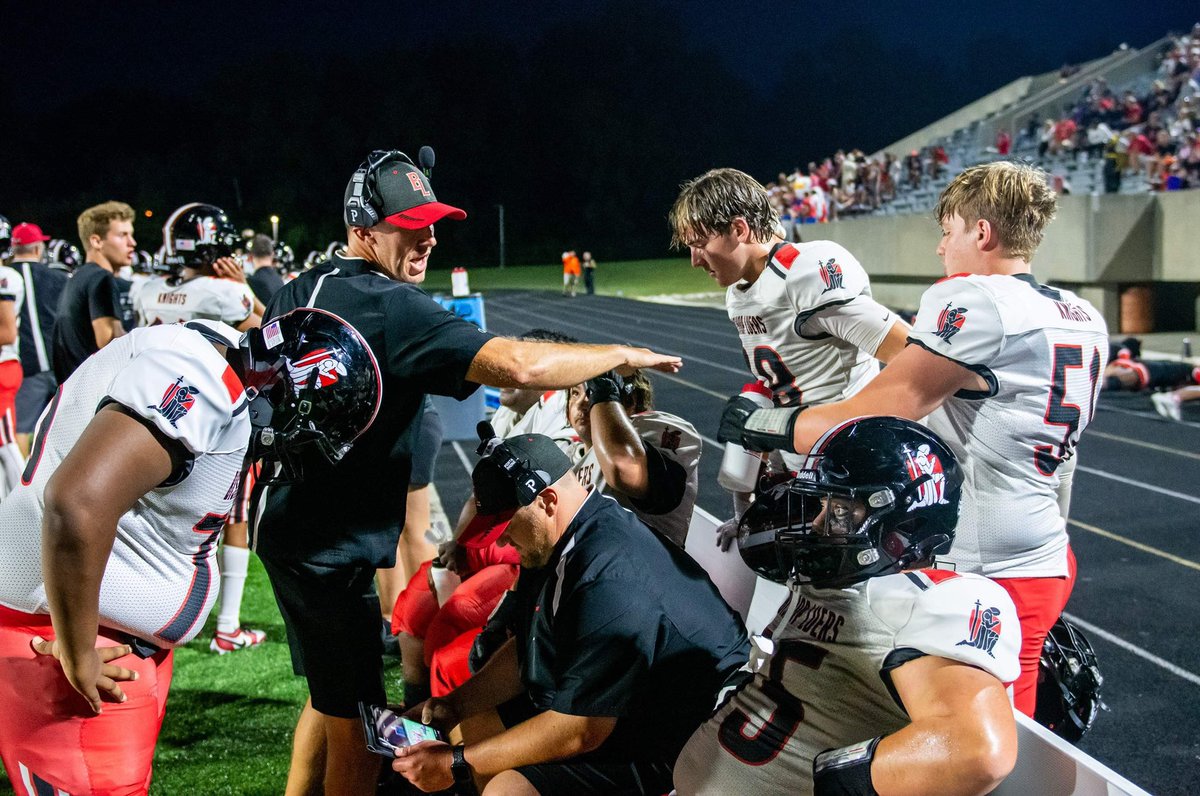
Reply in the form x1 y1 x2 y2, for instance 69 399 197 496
934 302 967 343
956 599 1003 657
903 444 947 508
287 348 347 392
152 376 200 428
817 258 844 292
660 428 681 452
195 216 220 245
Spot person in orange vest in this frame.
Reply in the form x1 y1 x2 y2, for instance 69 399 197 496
562 250 581 297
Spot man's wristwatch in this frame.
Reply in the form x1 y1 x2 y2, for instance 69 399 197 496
450 744 473 786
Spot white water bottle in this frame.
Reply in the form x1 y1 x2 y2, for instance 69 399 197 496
718 382 774 493
429 561 462 607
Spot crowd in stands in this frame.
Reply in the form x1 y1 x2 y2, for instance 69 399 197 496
767 23 1200 224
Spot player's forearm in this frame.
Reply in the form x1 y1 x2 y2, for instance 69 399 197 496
589 403 650 498
40 501 115 656
448 637 524 720
464 710 615 777
870 716 1016 796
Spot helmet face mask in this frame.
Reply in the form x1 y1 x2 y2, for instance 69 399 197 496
240 308 381 485
738 417 962 589
1035 617 1105 742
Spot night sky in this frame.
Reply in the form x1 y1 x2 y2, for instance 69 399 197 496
4 1 1197 264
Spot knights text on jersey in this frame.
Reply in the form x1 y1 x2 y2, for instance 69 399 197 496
572 410 701 546
0 322 250 647
908 273 1108 577
135 275 255 327
0 265 26 365
725 241 888 409
672 570 1019 796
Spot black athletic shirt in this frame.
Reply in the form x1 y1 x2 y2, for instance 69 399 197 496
514 491 750 764
51 262 119 382
247 266 285 304
12 259 68 377
255 252 494 567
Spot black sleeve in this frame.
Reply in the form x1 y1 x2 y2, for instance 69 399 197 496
384 288 495 399
629 444 688 516
86 270 118 321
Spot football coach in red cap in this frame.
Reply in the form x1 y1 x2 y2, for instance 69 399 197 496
256 148 683 795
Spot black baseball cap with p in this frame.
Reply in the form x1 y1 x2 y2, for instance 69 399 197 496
344 149 467 230
459 423 574 548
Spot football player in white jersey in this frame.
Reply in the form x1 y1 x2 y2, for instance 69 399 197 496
719 161 1108 716
140 204 272 656
674 417 1019 796
0 308 380 795
670 169 910 462
568 368 701 547
0 261 26 497
134 203 262 331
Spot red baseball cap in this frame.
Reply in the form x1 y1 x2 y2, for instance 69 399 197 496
345 153 467 230
11 222 50 246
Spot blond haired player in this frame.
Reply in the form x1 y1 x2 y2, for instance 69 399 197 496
720 161 1108 715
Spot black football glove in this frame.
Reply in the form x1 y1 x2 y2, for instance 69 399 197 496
718 395 801 453
585 371 629 405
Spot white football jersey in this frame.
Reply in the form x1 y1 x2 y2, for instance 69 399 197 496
0 321 250 647
909 274 1108 577
0 265 25 365
674 569 1019 796
491 390 580 457
727 241 894 410
573 410 701 547
135 274 255 328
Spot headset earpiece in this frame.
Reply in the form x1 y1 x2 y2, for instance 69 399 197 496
344 149 418 228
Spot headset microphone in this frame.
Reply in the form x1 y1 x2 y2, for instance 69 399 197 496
419 146 436 178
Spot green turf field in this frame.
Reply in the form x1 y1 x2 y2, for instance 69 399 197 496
0 556 399 795
421 257 720 298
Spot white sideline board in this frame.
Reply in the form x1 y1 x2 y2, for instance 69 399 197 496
682 509 1152 796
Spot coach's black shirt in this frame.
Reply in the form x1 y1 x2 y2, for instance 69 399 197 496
51 262 119 382
514 491 750 764
12 259 68 377
248 266 285 304
256 253 494 567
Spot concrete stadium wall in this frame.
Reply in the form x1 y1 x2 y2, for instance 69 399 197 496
820 191 1198 331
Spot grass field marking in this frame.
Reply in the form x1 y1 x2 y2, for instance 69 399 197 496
1062 611 1200 689
1076 465 1200 505
1068 518 1200 573
451 441 474 475
648 370 729 400
484 303 750 378
1086 429 1200 462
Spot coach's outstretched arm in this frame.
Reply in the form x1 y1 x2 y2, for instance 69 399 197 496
466 337 681 389
38 404 184 713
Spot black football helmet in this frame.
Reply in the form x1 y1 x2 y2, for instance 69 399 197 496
273 241 296 272
162 202 239 275
1035 617 1105 742
0 215 10 256
239 307 382 483
738 416 962 588
47 239 83 271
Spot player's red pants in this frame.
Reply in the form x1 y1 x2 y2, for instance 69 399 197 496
0 360 22 445
431 628 481 697
993 546 1078 716
392 561 517 670
0 605 173 796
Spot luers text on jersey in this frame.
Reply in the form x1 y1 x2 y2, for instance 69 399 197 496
731 315 768 335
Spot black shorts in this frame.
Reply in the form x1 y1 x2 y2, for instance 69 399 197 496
15 371 56 434
258 555 385 718
496 694 673 796
410 405 443 488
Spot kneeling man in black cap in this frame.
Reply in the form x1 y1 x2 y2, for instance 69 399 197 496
392 427 749 795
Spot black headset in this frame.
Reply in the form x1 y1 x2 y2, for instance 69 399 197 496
343 149 416 228
475 422 552 506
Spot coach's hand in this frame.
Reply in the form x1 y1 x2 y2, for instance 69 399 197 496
617 346 682 375
31 636 139 714
392 740 454 791
403 695 461 735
